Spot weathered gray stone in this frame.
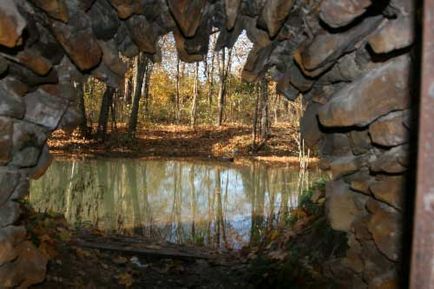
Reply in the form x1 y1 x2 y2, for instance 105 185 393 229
0 0 27 48
126 15 157 54
320 133 352 157
24 89 69 129
0 80 25 119
276 74 299 101
370 145 408 174
370 175 405 210
168 0 206 38
58 106 81 134
88 0 120 40
369 271 399 289
0 169 18 206
12 121 48 164
7 61 59 88
320 0 371 28
113 22 140 58
109 0 144 19
30 144 53 180
173 30 204 63
0 117 12 166
215 18 244 50
0 200 20 227
242 44 274 82
244 16 271 48
224 0 241 30
348 168 372 195
300 102 322 148
368 17 414 54
369 110 409 147
0 56 8 75
318 55 410 127
257 0 294 38
330 156 362 179
294 16 383 77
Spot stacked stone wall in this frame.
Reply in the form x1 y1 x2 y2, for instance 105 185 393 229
0 0 414 288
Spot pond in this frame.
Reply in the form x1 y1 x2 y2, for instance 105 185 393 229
29 159 324 249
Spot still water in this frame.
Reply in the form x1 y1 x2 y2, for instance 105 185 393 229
30 159 324 248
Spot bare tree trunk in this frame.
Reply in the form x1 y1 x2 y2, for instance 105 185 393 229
175 57 181 123
252 83 260 151
97 85 115 140
217 48 226 126
128 53 148 139
260 78 270 140
77 81 89 137
143 63 153 116
190 62 200 128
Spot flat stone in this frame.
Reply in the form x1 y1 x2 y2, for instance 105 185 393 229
0 56 8 75
51 18 102 71
0 80 25 119
215 17 244 50
0 117 12 165
0 225 26 266
7 62 59 88
318 55 411 127
370 175 405 210
109 0 144 19
349 129 372 156
168 0 207 37
16 49 53 76
369 271 399 289
276 74 299 101
58 106 81 134
342 236 364 273
0 200 20 227
244 16 271 48
370 145 408 174
348 168 372 195
0 169 18 206
320 133 352 157
257 0 294 38
88 0 120 40
300 102 322 148
173 30 204 63
320 0 371 28
369 110 409 147
325 180 362 232
12 121 48 164
294 16 382 77
242 44 274 82
29 0 69 22
360 239 395 281
184 21 211 56
30 144 53 180
24 89 69 129
0 0 27 48
368 16 414 54
330 156 362 179
367 202 402 261
224 0 241 30
126 15 157 54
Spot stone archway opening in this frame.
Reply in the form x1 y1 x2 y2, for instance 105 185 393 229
0 0 416 288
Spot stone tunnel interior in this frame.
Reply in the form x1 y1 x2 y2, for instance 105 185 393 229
0 0 420 288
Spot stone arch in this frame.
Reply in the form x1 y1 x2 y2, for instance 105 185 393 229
0 0 415 288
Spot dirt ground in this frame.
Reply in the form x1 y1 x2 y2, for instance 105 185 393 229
48 123 317 166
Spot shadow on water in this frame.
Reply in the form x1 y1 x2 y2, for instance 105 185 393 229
29 159 325 249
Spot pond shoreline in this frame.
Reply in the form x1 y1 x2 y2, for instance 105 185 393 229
48 123 319 167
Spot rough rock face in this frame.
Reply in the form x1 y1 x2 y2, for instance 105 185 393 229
0 0 414 288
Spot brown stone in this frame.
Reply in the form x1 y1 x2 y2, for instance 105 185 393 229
168 0 207 38
51 20 102 71
368 17 414 54
369 110 409 147
16 49 53 76
29 0 69 22
370 175 405 210
244 16 271 48
0 0 27 48
224 0 242 30
109 0 143 19
325 180 362 232
330 156 362 179
242 44 274 82
294 16 383 77
348 168 372 195
369 271 399 289
173 30 204 63
0 117 12 166
367 203 402 261
318 55 411 127
320 133 352 157
370 145 408 174
361 239 395 281
24 88 69 129
320 0 371 28
0 241 47 288
257 0 294 38
342 236 364 273
276 74 299 101
349 129 372 156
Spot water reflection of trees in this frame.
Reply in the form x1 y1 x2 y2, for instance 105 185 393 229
30 160 323 248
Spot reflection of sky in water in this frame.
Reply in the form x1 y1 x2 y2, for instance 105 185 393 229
30 159 324 249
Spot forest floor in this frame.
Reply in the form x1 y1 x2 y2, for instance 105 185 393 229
27 180 345 289
48 122 318 166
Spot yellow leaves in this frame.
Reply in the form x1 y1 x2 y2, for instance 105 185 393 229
116 272 134 288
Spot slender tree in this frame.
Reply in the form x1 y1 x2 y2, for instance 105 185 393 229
190 62 200 127
97 85 115 140
128 53 148 138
